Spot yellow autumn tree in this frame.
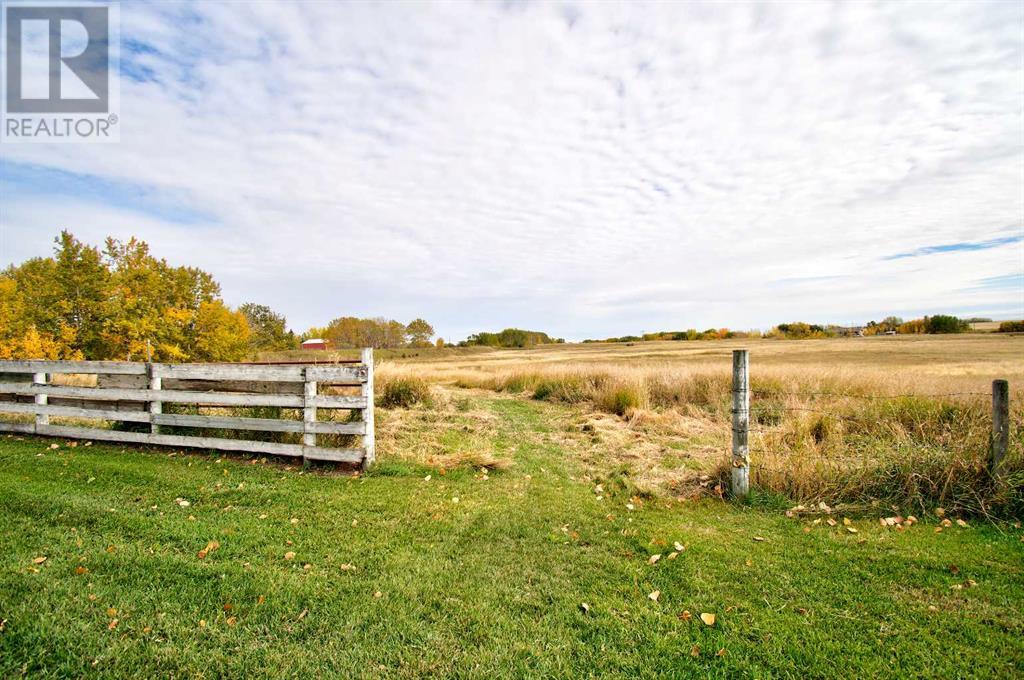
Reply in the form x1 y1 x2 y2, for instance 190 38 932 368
191 301 251 362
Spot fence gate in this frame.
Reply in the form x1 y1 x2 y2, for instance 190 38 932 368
0 349 376 468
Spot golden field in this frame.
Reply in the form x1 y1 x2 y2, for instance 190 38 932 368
371 334 1023 513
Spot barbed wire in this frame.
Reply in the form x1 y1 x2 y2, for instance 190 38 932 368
748 389 990 400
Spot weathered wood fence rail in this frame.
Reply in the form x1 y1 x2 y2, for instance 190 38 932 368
0 348 376 468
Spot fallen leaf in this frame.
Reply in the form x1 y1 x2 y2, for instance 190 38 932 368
259 514 268 519
826 518 837 527
673 542 685 552
199 619 207 628
846 527 858 534
106 608 117 617
284 551 296 560
226 616 237 627
373 591 383 599
648 554 662 565
297 609 308 620
690 645 700 657
949 565 960 574
423 475 431 481
290 518 299 525
716 648 727 657
752 536 766 542
941 519 953 528
679 610 692 622
197 540 220 560
303 563 312 571
700 612 716 626
32 556 47 564
580 602 590 613
935 507 945 517
842 517 851 526
956 519 968 528
340 563 356 571
668 551 679 560
108 619 118 630
451 497 459 504
796 607 809 616
75 566 89 575
142 626 152 633
648 590 660 602
223 603 233 611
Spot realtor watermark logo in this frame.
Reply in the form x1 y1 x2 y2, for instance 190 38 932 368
2 1 119 142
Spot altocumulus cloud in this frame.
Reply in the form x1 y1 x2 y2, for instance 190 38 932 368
1 0 1021 339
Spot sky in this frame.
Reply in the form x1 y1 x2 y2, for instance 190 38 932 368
1 0 1022 342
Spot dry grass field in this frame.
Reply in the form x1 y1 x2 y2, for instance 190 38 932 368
370 334 1023 513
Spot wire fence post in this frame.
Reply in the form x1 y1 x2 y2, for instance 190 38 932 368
990 379 1009 478
731 349 750 497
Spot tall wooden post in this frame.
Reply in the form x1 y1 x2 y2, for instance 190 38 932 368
33 371 48 432
731 349 750 497
361 347 375 470
991 379 1009 478
303 368 317 449
148 364 162 434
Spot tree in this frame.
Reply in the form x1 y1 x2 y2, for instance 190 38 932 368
406 318 435 347
191 301 251 361
240 303 293 351
924 315 968 334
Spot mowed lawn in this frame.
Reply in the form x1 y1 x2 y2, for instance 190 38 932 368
1 397 1022 678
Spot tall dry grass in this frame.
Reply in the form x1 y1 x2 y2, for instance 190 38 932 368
390 359 1023 515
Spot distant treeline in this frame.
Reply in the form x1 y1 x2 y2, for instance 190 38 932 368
459 328 564 348
301 317 437 349
583 314 1015 344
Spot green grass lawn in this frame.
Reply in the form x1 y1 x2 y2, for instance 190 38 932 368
1 396 1022 678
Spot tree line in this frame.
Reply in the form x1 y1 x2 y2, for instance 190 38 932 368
0 232 441 361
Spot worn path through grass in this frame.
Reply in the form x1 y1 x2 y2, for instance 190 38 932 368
1 395 1022 677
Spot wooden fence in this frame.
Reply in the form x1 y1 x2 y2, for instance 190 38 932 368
0 348 376 468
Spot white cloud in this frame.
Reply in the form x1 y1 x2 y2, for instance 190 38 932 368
1 0 1021 339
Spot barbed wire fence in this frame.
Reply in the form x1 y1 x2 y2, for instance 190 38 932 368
728 349 1011 498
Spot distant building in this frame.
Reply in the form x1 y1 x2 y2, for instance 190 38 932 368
300 338 328 350
834 326 865 337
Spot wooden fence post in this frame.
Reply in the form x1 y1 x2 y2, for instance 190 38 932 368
303 368 317 450
33 371 48 432
731 349 750 497
991 379 1009 478
361 347 375 470
148 364 162 434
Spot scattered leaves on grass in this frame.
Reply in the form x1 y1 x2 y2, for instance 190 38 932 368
197 540 219 560
648 554 662 565
648 590 660 602
935 507 945 517
846 527 858 534
290 518 299 525
700 613 716 626
75 566 89 575
752 536 766 542
106 608 117 617
107 619 118 630
580 602 590 613
373 591 383 599
826 519 837 527
842 518 851 526
284 551 296 561
949 565 960 575
226 616 237 627
668 551 679 560
956 519 968 528
673 542 685 552
690 645 700 657
716 648 727 657
32 556 46 564
679 610 692 622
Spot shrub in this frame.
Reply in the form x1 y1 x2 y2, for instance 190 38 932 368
997 320 1024 333
377 377 430 408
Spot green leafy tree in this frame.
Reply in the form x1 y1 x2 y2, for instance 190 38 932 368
406 318 435 347
240 303 294 351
